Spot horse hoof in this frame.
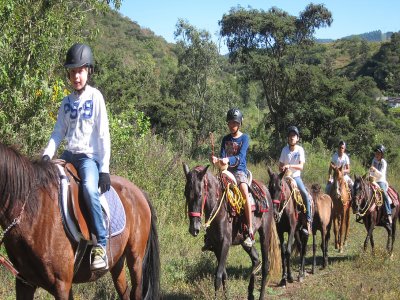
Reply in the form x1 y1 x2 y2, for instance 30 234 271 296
278 279 287 287
287 275 294 283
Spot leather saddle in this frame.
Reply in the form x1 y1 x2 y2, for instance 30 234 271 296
55 159 91 241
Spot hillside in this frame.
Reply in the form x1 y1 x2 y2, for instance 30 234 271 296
317 29 395 43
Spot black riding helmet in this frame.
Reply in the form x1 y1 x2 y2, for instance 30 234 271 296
338 140 346 148
226 108 243 124
287 126 300 137
64 43 94 73
375 144 385 154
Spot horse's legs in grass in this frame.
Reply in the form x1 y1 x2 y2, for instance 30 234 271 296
110 255 130 300
16 278 36 300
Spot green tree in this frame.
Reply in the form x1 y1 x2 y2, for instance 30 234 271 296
357 32 400 95
219 4 333 146
172 19 232 156
0 0 121 154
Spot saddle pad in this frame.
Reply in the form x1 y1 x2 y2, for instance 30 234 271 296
57 165 126 243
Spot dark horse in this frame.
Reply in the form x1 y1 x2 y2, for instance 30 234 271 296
267 168 309 286
329 165 351 253
183 164 280 300
352 175 400 255
0 142 160 299
310 183 332 274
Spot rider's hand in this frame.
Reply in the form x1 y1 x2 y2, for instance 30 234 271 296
211 156 219 164
98 173 111 194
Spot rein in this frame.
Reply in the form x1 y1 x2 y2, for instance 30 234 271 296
274 180 295 222
187 169 225 229
0 196 35 288
356 180 382 217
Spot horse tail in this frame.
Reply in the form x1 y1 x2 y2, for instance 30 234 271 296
142 195 160 300
268 218 282 279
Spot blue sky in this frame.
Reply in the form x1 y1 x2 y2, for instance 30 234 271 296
119 1 399 53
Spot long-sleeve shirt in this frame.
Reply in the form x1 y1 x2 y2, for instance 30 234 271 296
43 85 111 173
370 158 387 184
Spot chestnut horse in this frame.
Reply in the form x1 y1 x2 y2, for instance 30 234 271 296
310 184 332 274
329 165 351 253
183 164 280 300
352 175 400 255
267 168 309 286
0 142 159 299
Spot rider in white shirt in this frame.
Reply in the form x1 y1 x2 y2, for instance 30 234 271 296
370 144 392 224
326 141 353 194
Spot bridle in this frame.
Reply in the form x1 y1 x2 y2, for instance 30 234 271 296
187 170 209 219
271 177 291 222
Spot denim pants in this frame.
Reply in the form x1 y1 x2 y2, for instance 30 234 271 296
293 176 312 221
61 151 107 246
377 181 392 215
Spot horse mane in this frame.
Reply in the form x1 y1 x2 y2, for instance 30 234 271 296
0 142 59 219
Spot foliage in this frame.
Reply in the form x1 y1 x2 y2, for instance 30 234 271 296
357 32 400 95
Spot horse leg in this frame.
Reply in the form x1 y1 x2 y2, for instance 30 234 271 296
277 231 288 287
214 242 230 298
333 215 339 249
241 243 259 300
312 232 317 274
125 247 143 300
384 222 393 253
339 211 346 253
321 229 327 269
286 229 297 283
110 255 130 300
298 231 308 282
344 206 351 247
16 278 36 300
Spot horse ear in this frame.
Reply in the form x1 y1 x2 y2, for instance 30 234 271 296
267 166 273 177
182 162 190 178
200 165 210 179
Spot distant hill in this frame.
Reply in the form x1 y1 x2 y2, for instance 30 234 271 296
317 30 395 43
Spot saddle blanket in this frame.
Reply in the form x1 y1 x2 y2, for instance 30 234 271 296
57 165 126 243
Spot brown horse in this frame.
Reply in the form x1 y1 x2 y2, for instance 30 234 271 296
183 164 280 300
329 165 351 253
352 175 400 255
267 168 309 286
0 142 160 299
310 184 332 274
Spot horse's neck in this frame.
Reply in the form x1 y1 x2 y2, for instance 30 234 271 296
203 174 222 218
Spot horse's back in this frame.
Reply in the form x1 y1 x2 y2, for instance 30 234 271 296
316 193 333 224
111 175 152 246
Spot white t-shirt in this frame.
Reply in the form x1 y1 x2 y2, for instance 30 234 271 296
279 144 305 178
370 158 387 183
43 85 111 173
331 152 350 175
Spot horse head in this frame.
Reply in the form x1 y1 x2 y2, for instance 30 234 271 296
352 175 366 214
183 163 210 237
268 167 285 221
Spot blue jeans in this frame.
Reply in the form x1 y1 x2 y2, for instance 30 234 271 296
294 176 312 222
377 181 392 215
61 151 106 247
